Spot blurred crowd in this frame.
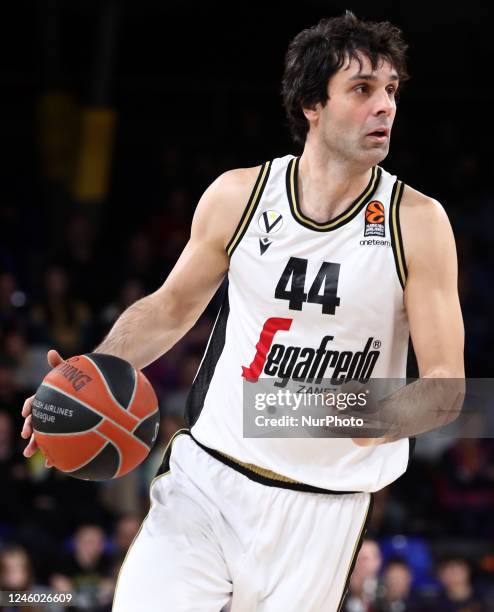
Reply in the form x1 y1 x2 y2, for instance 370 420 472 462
344 539 494 611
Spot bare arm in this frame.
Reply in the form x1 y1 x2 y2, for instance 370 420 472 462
95 166 261 368
353 189 465 445
22 165 261 457
402 193 464 380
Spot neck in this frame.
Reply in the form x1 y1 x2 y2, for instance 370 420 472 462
298 145 373 223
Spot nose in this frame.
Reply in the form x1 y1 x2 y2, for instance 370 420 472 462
373 89 395 116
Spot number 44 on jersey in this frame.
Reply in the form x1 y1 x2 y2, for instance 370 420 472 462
275 257 341 315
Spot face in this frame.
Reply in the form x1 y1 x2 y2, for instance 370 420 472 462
305 52 399 166
1 552 30 589
439 561 470 590
384 564 412 600
354 540 382 579
75 526 104 561
116 516 141 549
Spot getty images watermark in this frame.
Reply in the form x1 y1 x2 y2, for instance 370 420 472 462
243 378 492 439
253 387 368 428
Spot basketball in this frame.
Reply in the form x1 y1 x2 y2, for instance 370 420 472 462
31 353 160 481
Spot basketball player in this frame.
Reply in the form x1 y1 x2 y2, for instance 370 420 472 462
21 12 464 610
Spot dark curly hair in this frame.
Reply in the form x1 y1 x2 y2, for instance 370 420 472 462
282 11 410 145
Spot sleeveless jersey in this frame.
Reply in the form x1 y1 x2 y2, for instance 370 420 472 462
186 154 410 493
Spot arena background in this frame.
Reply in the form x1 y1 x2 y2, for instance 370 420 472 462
1 1 493 610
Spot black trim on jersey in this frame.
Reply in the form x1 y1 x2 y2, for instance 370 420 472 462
407 436 416 470
337 494 374 612
155 428 190 476
286 157 382 232
184 286 230 429
226 161 272 257
389 179 408 289
190 434 360 495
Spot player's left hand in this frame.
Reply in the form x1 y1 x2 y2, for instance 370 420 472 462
21 349 64 467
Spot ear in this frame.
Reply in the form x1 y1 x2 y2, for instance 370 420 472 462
302 103 320 123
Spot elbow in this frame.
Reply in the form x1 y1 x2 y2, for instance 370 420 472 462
423 369 466 421
352 437 383 446
154 289 199 330
426 375 466 427
443 386 465 426
423 367 465 379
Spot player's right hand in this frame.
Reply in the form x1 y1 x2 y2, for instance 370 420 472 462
21 349 64 465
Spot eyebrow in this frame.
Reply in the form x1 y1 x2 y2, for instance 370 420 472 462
348 73 399 82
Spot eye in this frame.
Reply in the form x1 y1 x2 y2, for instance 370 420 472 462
355 84 369 93
387 86 397 95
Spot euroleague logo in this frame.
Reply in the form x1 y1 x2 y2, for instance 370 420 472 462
364 201 385 237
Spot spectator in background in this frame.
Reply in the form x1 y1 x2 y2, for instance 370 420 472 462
0 410 29 525
60 214 99 307
0 272 27 330
183 314 217 354
29 266 93 356
98 278 145 339
162 353 202 418
95 514 144 612
121 233 160 294
367 488 409 536
432 556 488 611
436 439 494 537
148 187 191 269
2 328 50 392
0 545 34 590
374 557 424 612
111 514 141 565
0 359 26 428
51 524 113 612
0 545 62 612
344 538 382 611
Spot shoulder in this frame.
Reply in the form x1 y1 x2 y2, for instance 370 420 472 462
400 183 448 224
200 165 263 207
191 164 265 249
399 183 456 269
211 165 264 193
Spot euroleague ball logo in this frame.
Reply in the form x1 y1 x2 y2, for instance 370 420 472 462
364 201 385 237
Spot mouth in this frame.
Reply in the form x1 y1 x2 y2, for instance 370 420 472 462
366 128 390 143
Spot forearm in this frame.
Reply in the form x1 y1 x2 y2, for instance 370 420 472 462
353 374 465 446
94 292 195 369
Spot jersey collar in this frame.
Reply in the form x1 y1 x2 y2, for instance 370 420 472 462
286 156 382 232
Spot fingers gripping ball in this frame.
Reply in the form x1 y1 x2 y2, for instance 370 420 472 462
31 354 160 480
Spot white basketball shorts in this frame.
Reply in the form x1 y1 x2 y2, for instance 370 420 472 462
113 431 371 611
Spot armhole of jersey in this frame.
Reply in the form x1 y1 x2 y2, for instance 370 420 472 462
225 160 272 258
389 179 408 290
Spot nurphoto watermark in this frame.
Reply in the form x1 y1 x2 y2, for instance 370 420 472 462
243 378 491 439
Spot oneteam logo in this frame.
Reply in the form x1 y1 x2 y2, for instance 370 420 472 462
257 210 283 255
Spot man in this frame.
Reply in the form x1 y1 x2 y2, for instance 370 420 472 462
374 557 424 611
22 11 464 610
344 539 382 611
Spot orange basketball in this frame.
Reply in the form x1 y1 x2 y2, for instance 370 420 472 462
32 354 159 481
365 201 385 224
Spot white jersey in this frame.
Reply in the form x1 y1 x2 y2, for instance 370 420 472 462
187 154 411 493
